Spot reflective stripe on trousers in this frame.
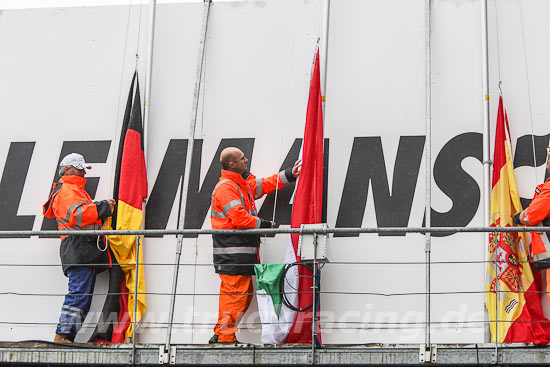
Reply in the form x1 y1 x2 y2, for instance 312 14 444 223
55 266 96 340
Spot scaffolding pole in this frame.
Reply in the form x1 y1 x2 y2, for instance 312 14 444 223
164 0 212 354
423 0 432 353
480 0 493 352
1 226 548 238
143 0 157 169
320 0 330 110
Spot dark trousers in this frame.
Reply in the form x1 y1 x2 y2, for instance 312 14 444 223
55 266 96 341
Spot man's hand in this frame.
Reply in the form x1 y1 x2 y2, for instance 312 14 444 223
271 221 277 228
513 212 522 226
108 199 116 212
292 159 302 177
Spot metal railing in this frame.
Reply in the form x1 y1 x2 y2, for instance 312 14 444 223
0 226 548 362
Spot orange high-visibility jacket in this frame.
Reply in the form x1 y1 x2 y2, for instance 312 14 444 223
516 179 550 270
43 175 113 274
210 168 295 275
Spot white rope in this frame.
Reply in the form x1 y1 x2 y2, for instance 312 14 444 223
109 0 135 197
494 0 502 84
135 0 144 68
518 0 539 184
258 4 305 262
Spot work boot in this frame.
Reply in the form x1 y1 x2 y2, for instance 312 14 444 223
208 334 239 344
53 334 71 343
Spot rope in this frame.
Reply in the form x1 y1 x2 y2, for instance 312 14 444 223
135 0 144 69
109 0 134 197
3 288 547 298
494 0 502 84
4 319 539 328
0 259 537 266
259 3 304 262
518 0 539 184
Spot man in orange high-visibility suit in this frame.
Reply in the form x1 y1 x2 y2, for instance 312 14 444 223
513 148 550 270
43 153 115 343
209 147 300 344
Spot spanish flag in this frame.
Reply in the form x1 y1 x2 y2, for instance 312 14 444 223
486 96 550 343
107 72 148 341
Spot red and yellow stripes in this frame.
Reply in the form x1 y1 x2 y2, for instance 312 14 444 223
486 96 549 343
107 73 148 341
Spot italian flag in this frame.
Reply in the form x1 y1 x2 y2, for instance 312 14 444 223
485 96 550 343
106 72 148 342
256 48 324 344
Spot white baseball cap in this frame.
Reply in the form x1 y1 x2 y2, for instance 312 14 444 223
59 153 92 170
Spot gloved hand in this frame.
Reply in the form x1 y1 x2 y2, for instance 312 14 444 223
512 212 522 225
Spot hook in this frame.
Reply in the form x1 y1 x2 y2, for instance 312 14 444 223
498 81 503 96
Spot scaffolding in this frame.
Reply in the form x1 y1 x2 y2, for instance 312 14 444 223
1 226 550 365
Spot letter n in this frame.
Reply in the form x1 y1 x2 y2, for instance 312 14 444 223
335 136 424 237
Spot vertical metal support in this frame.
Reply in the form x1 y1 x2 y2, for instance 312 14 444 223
493 231 499 363
143 0 157 170
320 0 330 116
311 233 318 365
164 0 212 354
481 0 493 347
481 0 491 239
424 0 432 351
132 234 141 365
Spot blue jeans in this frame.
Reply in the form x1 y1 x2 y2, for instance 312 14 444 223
55 266 96 341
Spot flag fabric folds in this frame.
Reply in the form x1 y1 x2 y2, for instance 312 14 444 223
285 48 324 344
255 264 286 318
485 96 550 343
106 72 148 341
257 47 324 344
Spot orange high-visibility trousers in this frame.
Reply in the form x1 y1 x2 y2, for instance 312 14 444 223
213 274 253 342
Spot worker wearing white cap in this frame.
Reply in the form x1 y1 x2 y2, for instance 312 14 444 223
43 153 115 343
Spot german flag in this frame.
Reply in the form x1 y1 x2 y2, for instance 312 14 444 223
485 96 550 343
107 72 148 342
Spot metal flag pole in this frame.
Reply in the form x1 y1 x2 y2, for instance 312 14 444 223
481 0 491 235
132 234 141 363
311 233 318 365
143 0 157 169
320 0 330 115
164 0 212 353
424 0 432 354
481 0 493 350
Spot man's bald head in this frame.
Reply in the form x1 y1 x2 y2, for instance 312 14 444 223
220 147 248 174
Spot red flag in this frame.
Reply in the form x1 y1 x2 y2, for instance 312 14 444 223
285 49 324 344
486 96 550 343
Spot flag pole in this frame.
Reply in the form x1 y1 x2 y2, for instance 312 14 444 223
481 0 493 347
481 0 491 239
164 0 212 353
143 0 157 170
132 2 155 350
132 234 140 359
424 0 432 352
320 0 330 112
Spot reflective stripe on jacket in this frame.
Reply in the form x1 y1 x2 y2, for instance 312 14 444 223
211 168 295 275
516 179 550 270
43 175 113 275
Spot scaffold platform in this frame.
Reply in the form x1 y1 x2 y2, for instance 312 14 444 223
1 342 550 366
